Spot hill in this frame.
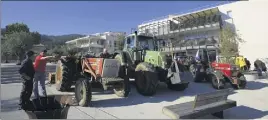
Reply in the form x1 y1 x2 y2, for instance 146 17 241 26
41 34 86 49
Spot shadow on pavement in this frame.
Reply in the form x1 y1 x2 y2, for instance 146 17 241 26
228 105 268 119
245 81 268 90
1 97 20 112
90 83 237 108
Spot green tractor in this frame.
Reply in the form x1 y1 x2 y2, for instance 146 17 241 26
114 31 192 96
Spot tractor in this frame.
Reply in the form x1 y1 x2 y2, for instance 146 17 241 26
54 50 130 107
113 31 192 96
191 45 247 89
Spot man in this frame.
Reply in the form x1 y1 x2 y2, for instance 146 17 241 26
99 48 111 58
245 58 251 70
33 50 55 98
254 59 263 76
235 54 247 71
18 51 35 109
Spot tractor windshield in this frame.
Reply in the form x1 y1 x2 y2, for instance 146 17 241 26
137 36 155 50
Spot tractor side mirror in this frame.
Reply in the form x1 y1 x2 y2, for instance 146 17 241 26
134 31 138 35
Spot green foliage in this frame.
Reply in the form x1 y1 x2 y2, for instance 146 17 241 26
31 31 41 44
5 32 35 59
1 22 85 63
219 25 245 57
5 23 30 35
48 45 69 56
1 40 12 62
1 28 6 36
115 34 125 50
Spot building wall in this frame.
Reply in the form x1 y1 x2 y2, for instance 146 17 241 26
218 0 268 67
66 32 126 54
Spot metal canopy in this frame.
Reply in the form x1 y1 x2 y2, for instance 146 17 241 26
173 7 219 21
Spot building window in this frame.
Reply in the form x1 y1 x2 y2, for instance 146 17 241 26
227 10 232 18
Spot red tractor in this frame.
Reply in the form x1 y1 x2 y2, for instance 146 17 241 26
192 45 247 89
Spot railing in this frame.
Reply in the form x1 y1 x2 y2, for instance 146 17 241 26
141 1 233 25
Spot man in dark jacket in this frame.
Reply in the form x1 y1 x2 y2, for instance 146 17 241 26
254 59 264 76
99 48 111 58
245 58 251 70
18 51 35 108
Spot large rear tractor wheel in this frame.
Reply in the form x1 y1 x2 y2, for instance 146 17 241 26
210 74 225 89
135 62 159 96
55 60 73 91
75 78 92 107
113 55 130 97
167 81 189 91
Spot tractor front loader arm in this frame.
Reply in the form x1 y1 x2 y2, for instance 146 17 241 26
82 58 97 80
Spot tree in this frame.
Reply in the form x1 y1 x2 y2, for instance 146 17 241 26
31 31 41 44
1 28 6 35
5 23 30 35
5 32 35 63
48 44 70 56
1 40 11 63
115 34 125 50
219 25 245 58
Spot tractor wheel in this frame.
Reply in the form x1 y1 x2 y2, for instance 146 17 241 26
135 62 159 96
234 74 247 89
209 74 225 89
166 80 189 91
113 79 130 97
55 60 73 91
113 55 130 97
74 78 92 107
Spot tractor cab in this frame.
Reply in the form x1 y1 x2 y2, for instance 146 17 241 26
124 32 156 51
124 32 159 65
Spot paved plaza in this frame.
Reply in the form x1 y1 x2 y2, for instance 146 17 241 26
1 63 268 119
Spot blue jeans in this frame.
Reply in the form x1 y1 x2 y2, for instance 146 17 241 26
33 72 47 98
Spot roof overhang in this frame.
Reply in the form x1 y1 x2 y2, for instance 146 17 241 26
171 7 219 23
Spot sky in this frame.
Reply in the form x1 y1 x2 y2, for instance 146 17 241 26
1 1 228 36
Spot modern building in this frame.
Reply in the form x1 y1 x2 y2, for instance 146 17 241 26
137 0 268 66
66 32 126 54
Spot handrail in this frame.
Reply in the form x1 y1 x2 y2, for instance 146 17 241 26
141 1 233 25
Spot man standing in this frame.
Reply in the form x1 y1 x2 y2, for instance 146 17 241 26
235 54 247 71
99 48 111 58
254 59 263 76
18 51 35 108
33 50 54 98
245 58 251 70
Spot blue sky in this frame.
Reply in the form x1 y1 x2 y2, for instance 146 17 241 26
2 1 227 35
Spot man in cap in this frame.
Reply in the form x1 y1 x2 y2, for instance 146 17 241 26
18 51 35 108
33 50 55 98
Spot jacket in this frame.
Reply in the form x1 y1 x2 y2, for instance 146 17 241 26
235 56 246 68
19 58 35 78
